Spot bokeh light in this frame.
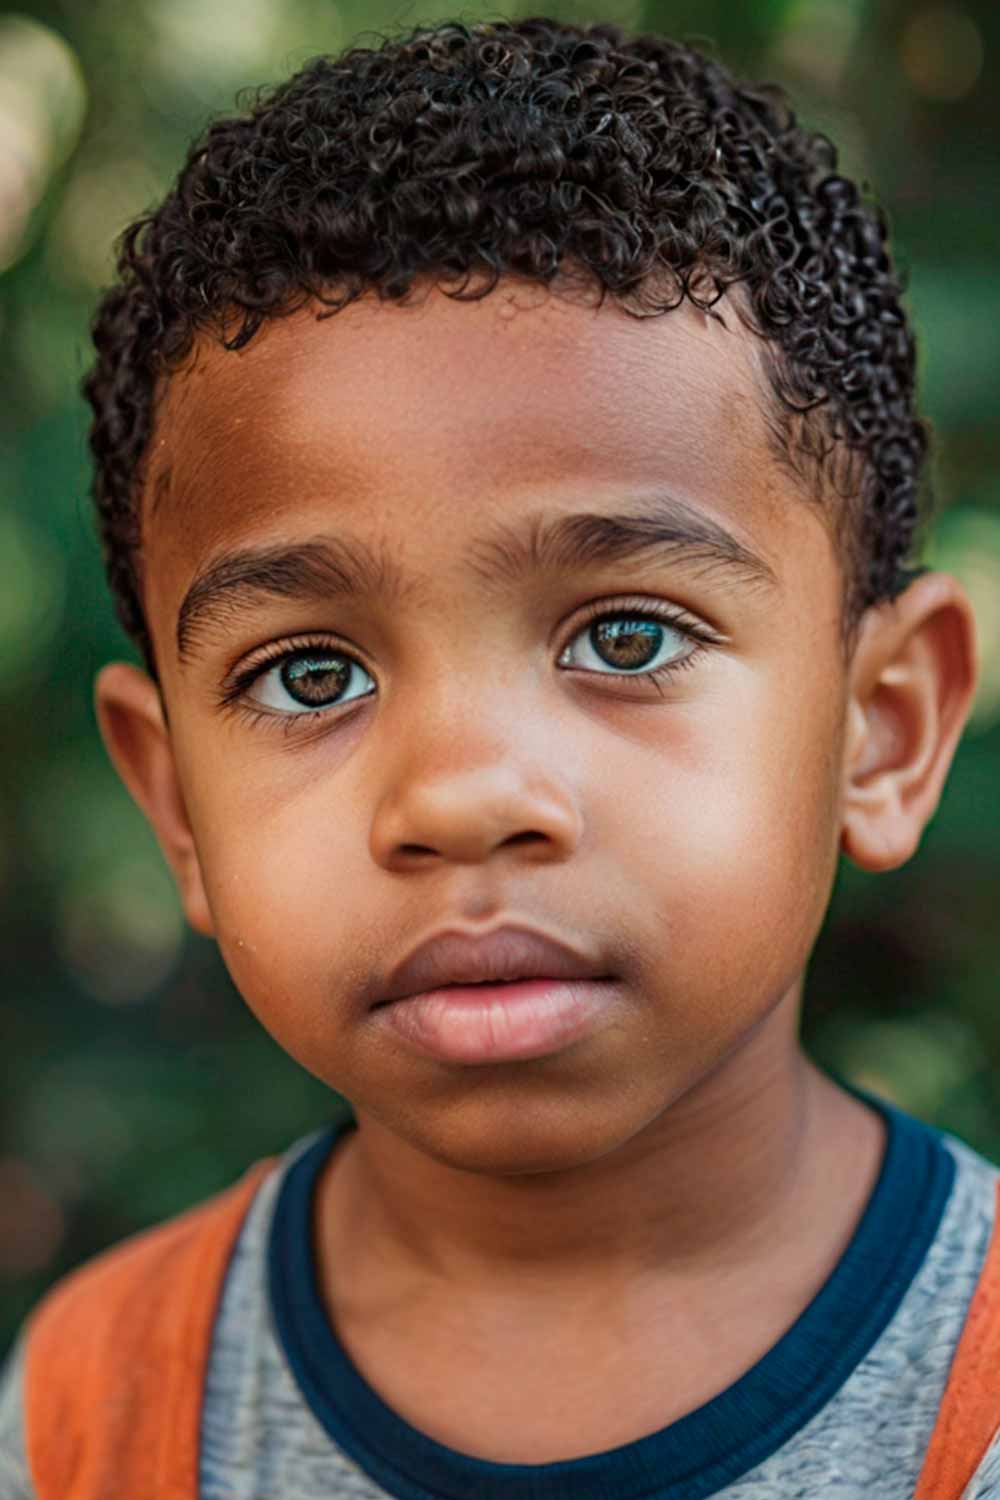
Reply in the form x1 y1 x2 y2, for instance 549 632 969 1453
929 507 1000 734
0 1159 65 1278
0 17 86 273
56 856 185 1006
18 1062 135 1198
47 157 164 291
0 511 66 694
771 0 864 92
831 1011 980 1118
147 0 335 94
900 6 983 101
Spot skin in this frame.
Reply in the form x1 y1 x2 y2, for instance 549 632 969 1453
96 281 978 1462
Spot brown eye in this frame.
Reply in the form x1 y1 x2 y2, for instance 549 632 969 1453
590 619 665 671
249 650 375 714
559 612 692 676
226 597 714 733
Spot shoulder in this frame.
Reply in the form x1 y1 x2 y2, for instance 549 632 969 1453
26 1155 277 1362
940 1126 1000 1184
937 1125 1000 1256
922 1129 1000 1500
19 1156 276 1498
964 1424 1000 1498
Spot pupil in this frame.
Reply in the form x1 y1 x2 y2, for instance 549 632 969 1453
592 620 661 671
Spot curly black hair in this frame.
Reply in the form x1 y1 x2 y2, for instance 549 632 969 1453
83 15 930 682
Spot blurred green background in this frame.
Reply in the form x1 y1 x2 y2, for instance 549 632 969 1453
1 0 998 1354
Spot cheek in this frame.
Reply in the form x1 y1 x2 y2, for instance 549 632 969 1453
180 757 380 1054
610 670 844 1023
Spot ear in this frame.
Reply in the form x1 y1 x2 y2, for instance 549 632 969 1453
94 662 215 936
840 572 979 871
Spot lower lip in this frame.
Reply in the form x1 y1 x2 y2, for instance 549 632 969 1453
372 977 618 1064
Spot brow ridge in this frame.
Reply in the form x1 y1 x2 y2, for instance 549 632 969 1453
174 494 777 663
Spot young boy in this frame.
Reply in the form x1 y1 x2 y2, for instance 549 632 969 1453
0 14 994 1498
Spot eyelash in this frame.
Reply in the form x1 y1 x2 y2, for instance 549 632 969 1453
217 597 719 735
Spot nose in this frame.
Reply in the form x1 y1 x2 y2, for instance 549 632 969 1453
369 721 584 870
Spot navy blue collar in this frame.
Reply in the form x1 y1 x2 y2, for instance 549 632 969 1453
268 1082 955 1500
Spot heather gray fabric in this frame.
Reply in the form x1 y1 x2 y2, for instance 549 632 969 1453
197 1127 1000 1500
0 1329 30 1499
3 1125 1000 1499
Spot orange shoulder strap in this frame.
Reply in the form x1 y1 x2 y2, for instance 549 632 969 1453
915 1175 1000 1499
21 1154 1000 1498
23 1155 276 1500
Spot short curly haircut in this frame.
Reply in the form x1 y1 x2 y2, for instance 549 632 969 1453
83 14 931 682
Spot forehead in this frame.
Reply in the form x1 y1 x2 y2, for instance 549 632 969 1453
147 287 777 526
141 283 825 649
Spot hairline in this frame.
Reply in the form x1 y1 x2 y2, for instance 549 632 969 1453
133 270 863 677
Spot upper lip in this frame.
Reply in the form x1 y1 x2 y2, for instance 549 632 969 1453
372 923 613 1007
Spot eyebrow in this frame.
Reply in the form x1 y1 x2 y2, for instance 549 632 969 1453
174 493 779 664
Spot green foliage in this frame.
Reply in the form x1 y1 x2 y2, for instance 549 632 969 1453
1 0 998 1354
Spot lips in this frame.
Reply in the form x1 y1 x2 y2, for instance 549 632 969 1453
371 923 613 1008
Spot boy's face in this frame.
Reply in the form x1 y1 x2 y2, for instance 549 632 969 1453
99 283 969 1175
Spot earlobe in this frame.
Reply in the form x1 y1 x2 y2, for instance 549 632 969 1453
93 662 216 936
840 572 979 872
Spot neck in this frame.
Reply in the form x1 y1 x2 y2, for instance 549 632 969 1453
316 1002 886 1300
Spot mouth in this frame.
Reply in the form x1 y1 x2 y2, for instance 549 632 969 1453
376 975 564 1001
371 975 620 1064
370 974 586 1010
373 923 613 1010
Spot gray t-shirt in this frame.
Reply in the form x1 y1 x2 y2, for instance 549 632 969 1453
4 1089 1000 1499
